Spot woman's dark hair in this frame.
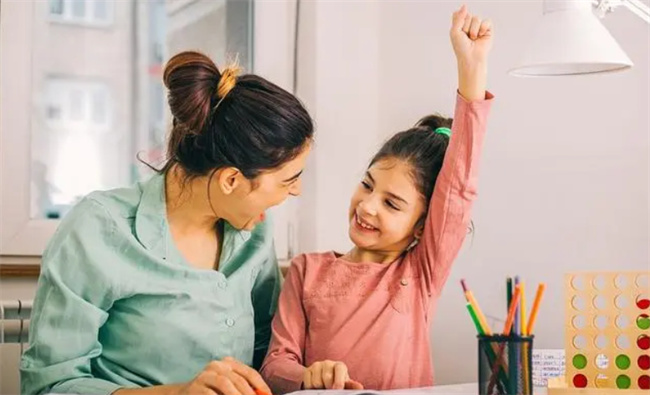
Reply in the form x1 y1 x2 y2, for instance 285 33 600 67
159 51 313 180
369 114 452 206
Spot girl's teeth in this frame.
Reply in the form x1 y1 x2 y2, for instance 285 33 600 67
356 215 375 230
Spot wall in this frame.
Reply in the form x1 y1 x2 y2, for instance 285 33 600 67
295 0 650 385
297 0 383 252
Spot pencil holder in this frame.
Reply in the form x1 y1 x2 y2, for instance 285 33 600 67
478 334 534 395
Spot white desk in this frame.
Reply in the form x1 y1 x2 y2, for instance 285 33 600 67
423 383 547 394
289 384 548 395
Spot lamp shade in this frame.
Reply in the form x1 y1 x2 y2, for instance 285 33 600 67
509 0 633 77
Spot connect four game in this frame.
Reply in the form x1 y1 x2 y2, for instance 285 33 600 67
548 271 650 394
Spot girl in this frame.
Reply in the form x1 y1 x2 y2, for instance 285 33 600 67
261 6 494 393
22 52 312 395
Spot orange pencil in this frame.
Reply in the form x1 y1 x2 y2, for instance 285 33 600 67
520 281 527 335
487 285 522 394
503 284 521 335
527 283 546 334
255 389 272 395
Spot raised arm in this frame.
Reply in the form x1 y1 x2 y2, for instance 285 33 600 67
411 6 494 295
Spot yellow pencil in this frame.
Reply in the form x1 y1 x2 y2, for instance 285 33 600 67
461 279 493 335
467 291 493 335
523 342 530 394
527 283 546 334
521 282 530 395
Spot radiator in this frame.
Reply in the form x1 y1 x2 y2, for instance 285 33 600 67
0 299 32 351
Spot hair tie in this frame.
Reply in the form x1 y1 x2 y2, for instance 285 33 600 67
434 127 451 137
212 63 242 115
216 66 241 100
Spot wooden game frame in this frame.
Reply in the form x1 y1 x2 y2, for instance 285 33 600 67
548 271 649 394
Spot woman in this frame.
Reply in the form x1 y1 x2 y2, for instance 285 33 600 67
21 51 313 395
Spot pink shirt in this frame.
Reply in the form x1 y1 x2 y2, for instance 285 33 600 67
261 92 494 394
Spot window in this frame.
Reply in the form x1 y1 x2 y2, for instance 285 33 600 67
1 0 298 258
93 0 109 21
44 79 111 130
48 0 113 26
30 79 112 219
50 0 64 16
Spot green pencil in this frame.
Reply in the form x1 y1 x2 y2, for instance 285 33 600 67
466 303 509 393
466 303 484 334
507 277 513 315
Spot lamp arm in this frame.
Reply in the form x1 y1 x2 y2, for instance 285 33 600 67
593 0 650 24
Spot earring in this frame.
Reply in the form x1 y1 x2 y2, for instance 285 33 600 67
407 238 420 251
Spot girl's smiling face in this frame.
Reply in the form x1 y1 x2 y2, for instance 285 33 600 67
348 157 426 254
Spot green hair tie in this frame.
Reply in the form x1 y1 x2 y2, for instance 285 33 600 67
435 127 451 137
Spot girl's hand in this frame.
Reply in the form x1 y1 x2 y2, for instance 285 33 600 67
450 5 493 68
303 360 364 390
450 5 492 101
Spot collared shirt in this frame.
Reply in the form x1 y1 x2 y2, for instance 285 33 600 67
21 173 281 395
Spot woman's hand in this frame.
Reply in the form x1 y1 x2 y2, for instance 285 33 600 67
175 358 272 395
114 357 271 395
303 360 364 390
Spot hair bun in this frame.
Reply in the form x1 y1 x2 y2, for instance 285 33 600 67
415 114 453 132
162 51 220 133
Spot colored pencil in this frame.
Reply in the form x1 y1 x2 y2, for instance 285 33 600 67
521 281 527 336
507 277 513 315
461 279 493 335
527 283 546 334
487 285 522 394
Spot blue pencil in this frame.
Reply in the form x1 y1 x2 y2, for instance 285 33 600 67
514 276 520 335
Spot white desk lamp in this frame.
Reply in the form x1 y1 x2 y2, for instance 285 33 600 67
510 0 650 77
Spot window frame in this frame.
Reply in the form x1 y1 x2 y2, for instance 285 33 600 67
47 0 115 29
